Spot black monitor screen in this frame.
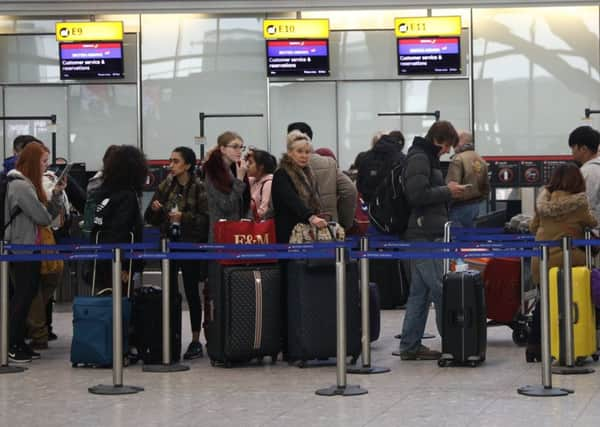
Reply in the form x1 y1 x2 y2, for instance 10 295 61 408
397 37 461 75
59 42 124 79
266 39 329 77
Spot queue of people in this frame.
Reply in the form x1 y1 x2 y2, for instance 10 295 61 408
3 121 599 366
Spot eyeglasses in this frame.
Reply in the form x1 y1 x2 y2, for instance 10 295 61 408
226 144 246 152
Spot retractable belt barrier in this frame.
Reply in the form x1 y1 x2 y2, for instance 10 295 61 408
1 236 592 399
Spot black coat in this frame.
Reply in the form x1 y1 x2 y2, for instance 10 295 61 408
403 137 452 240
271 168 316 244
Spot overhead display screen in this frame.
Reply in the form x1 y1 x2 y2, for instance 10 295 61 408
397 37 460 75
59 42 124 79
266 39 329 77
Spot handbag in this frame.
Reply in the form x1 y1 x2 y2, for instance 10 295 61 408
39 226 64 275
213 218 277 265
289 222 345 244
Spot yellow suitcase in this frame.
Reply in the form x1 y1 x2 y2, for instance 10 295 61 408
549 267 597 364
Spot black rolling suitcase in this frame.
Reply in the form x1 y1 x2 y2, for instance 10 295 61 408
370 259 409 309
205 263 281 367
286 260 361 366
132 286 182 364
439 270 487 367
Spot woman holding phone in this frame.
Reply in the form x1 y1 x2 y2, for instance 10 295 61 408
5 143 66 363
203 131 251 241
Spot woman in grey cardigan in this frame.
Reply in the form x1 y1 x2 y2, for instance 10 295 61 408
5 143 65 363
202 131 251 241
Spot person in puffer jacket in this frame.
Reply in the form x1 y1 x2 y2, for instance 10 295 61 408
397 120 466 361
527 163 597 362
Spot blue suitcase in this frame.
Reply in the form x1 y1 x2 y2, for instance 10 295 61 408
71 296 131 367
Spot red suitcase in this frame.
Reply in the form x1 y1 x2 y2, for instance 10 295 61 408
483 257 521 324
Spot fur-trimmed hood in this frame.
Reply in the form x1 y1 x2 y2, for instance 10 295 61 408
536 189 589 217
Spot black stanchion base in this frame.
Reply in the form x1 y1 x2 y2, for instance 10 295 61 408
517 385 573 397
315 384 368 396
347 365 390 375
88 384 144 395
394 333 435 340
143 363 190 373
0 365 27 374
552 365 595 375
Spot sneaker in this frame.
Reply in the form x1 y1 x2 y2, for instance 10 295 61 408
399 344 441 361
183 341 203 360
48 331 58 341
8 347 32 364
22 343 41 360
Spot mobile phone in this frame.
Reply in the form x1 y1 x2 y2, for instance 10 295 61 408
56 163 73 183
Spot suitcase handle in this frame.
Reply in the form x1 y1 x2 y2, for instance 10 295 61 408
572 302 579 325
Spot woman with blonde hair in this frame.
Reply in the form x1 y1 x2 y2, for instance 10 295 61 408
272 130 327 244
5 142 65 363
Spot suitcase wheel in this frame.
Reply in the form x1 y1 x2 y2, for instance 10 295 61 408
469 361 478 368
271 354 278 364
592 354 599 362
257 356 264 365
224 361 233 369
297 360 306 369
575 357 586 367
525 349 540 363
512 326 529 347
350 356 358 365
210 359 216 367
438 359 450 367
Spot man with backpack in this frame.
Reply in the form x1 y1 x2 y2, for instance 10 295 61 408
397 121 466 361
357 130 406 205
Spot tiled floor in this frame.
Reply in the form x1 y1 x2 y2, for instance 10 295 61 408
2 306 600 427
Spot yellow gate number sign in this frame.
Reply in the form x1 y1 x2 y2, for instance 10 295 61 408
263 19 329 39
394 16 462 38
55 21 124 42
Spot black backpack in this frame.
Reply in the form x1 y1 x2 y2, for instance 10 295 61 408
357 136 405 204
0 173 22 240
368 162 411 234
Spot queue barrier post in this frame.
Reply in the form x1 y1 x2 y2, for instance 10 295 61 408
347 236 390 375
0 241 26 374
316 246 367 396
518 244 573 396
144 239 190 372
552 236 594 375
89 248 144 395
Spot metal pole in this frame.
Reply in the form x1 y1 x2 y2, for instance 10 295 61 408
518 245 572 396
89 248 143 394
112 248 123 386
562 237 575 367
316 247 367 396
443 221 452 275
585 229 592 270
553 236 594 374
143 239 189 373
0 242 25 374
336 247 347 388
51 114 57 165
348 237 390 374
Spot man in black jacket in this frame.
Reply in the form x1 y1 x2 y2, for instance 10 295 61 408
397 121 466 360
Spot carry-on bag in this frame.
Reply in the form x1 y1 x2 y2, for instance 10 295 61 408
439 270 487 367
369 258 409 309
286 259 361 366
132 285 182 364
549 267 598 364
205 263 281 367
70 232 133 367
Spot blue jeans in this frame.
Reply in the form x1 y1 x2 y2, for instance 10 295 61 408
399 256 443 352
449 202 480 229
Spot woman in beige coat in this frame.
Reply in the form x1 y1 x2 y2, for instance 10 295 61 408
527 163 597 361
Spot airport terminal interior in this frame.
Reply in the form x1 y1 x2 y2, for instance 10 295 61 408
0 0 599 426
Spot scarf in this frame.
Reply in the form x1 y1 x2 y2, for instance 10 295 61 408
279 154 321 213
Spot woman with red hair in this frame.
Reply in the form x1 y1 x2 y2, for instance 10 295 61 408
5 142 65 363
